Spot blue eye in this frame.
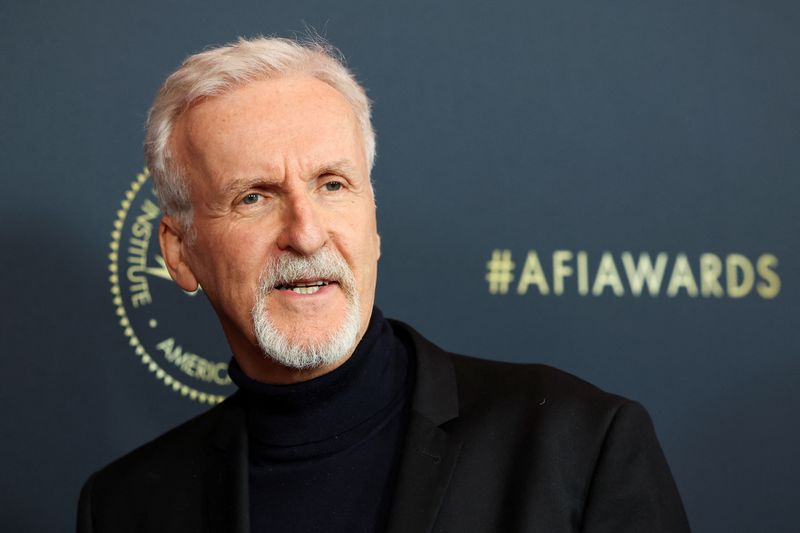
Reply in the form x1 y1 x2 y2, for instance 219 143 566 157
241 193 260 205
242 192 261 205
324 181 343 192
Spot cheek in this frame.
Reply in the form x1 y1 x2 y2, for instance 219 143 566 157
193 235 266 303
354 231 380 292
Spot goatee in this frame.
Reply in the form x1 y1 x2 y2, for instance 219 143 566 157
251 248 361 369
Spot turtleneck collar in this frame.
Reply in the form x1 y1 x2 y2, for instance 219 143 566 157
228 307 411 462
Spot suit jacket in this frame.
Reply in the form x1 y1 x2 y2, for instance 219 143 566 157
78 321 690 532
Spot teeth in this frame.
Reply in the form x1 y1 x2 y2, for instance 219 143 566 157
290 285 322 295
275 281 329 291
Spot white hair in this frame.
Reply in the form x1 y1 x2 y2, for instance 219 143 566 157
251 247 361 369
143 36 376 229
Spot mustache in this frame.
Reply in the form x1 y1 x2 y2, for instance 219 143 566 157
256 248 357 296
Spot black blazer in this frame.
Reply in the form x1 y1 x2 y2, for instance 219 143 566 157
78 321 690 532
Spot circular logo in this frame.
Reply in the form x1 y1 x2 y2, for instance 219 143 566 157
108 169 234 404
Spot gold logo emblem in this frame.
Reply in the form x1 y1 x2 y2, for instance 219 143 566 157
108 169 233 403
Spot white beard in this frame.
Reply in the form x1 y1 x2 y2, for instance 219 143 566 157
251 248 361 370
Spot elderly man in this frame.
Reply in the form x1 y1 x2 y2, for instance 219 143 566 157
78 37 690 533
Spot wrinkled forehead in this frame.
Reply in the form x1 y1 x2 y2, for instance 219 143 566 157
170 76 369 181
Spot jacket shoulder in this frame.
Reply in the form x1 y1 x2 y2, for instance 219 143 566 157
447 352 640 439
78 395 243 533
78 396 243 532
89 394 239 487
450 353 627 412
391 318 631 426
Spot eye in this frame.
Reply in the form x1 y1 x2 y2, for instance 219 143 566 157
241 193 261 205
323 181 343 192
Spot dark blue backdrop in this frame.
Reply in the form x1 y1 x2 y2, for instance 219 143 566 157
2 1 798 531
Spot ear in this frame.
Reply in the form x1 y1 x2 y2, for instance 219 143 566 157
158 216 200 292
376 232 381 261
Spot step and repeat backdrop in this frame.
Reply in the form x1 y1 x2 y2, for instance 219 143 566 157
1 1 798 531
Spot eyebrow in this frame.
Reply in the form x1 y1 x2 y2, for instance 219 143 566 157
311 159 359 179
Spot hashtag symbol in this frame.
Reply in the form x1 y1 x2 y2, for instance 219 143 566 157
486 249 515 294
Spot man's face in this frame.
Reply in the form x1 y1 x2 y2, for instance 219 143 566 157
163 76 380 381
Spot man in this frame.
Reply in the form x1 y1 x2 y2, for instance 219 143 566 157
78 37 690 532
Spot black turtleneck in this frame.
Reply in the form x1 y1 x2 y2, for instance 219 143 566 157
228 308 415 533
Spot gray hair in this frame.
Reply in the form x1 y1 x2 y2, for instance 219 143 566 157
144 36 376 229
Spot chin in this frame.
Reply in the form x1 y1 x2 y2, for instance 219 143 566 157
251 297 362 370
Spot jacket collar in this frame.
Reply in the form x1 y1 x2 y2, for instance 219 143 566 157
391 319 460 426
384 320 463 533
205 394 250 533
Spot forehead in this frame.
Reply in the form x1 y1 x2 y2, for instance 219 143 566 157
171 76 366 179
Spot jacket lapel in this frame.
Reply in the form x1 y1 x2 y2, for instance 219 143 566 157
385 322 463 533
203 394 251 533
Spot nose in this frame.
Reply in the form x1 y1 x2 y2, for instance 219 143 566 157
275 191 327 256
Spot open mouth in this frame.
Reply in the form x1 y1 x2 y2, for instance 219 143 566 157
274 280 332 295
